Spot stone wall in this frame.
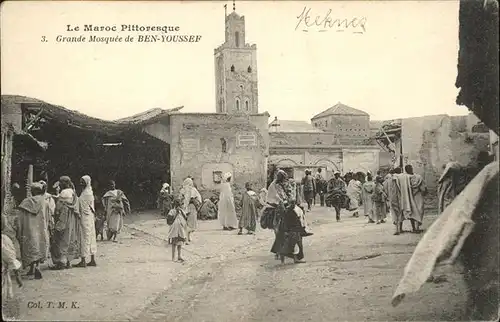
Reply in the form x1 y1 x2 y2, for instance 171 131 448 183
169 113 269 206
401 114 490 195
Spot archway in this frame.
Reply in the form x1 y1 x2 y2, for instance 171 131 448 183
314 158 340 180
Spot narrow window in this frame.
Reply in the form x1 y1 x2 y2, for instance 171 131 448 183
221 138 227 153
230 65 235 72
247 66 252 73
235 32 240 47
245 100 249 111
236 98 240 110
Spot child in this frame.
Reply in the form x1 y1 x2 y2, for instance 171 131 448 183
372 176 388 224
166 199 188 263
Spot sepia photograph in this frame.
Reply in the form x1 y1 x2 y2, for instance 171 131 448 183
0 0 498 321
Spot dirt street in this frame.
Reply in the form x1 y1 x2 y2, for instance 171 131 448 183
6 207 468 321
136 207 468 322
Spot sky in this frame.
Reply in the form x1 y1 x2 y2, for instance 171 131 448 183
1 0 469 122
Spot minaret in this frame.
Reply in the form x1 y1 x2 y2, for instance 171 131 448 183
214 1 259 115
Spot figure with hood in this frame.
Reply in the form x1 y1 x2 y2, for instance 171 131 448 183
389 167 412 235
102 180 130 243
75 175 97 268
346 173 363 217
382 170 394 219
405 165 427 233
50 176 81 270
39 180 55 256
180 177 202 242
262 170 290 259
198 196 218 220
238 182 259 235
258 187 268 217
270 170 308 264
158 183 173 217
437 162 465 214
14 182 50 279
218 173 238 231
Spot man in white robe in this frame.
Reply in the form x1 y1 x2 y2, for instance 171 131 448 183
218 173 238 230
75 175 97 267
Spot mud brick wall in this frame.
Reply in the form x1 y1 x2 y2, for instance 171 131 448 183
169 113 269 211
401 114 489 209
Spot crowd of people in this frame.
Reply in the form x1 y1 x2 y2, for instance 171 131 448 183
1 161 471 318
1 174 130 309
157 171 312 265
301 166 430 235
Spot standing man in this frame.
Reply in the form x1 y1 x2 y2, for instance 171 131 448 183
383 169 394 221
301 169 316 212
313 168 322 206
390 167 412 235
317 175 327 207
405 165 427 233
326 171 347 221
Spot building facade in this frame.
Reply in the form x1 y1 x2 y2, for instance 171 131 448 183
268 117 380 181
311 102 370 143
168 113 269 197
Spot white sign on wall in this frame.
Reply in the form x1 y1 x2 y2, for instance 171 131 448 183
237 132 257 146
181 138 200 152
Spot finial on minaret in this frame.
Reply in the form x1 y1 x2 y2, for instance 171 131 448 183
233 0 236 11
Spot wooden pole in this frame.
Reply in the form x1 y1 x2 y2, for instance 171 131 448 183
27 164 33 197
1 129 14 215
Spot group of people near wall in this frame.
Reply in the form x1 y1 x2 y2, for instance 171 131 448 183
298 165 429 235
1 175 130 313
302 162 472 237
